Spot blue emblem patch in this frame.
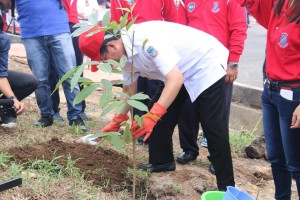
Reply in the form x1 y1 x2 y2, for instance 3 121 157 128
146 46 158 58
211 2 220 13
127 0 134 5
188 2 195 12
278 32 289 48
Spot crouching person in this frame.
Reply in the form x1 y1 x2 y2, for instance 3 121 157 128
0 11 38 128
79 21 234 191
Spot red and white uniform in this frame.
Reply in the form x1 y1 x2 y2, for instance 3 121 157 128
62 0 79 24
239 0 300 81
185 0 247 62
110 0 187 25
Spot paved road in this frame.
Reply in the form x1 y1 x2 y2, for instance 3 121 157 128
236 21 267 89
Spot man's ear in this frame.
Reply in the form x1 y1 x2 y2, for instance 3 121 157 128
106 41 118 50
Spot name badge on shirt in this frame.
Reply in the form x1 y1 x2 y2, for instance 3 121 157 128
280 89 293 101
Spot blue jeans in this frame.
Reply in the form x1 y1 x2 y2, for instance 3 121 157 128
262 84 300 200
0 31 10 77
22 33 82 121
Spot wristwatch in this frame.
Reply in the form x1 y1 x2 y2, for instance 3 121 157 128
9 96 17 101
229 62 239 69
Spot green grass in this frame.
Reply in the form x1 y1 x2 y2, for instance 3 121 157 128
229 130 258 152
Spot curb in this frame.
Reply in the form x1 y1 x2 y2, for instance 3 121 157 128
231 82 263 134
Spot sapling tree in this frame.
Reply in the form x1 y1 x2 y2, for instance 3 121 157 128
54 5 149 199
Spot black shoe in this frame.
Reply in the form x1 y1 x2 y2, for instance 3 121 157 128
139 162 176 173
34 116 53 128
176 152 198 164
209 164 215 175
1 108 17 129
69 116 89 132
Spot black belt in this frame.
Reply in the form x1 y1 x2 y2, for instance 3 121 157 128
264 77 300 92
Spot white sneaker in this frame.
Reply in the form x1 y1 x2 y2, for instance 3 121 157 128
1 122 17 129
78 134 99 145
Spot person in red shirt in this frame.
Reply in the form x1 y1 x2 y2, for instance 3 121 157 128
50 0 89 121
102 0 187 144
239 0 300 199
177 0 247 168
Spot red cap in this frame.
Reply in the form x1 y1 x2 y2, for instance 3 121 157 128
79 26 105 72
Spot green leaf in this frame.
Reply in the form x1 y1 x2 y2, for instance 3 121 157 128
129 93 150 100
101 79 113 91
111 133 124 152
73 22 89 28
106 59 122 67
123 123 132 143
117 7 130 13
73 84 99 105
115 102 126 114
102 10 111 27
83 60 101 66
99 92 114 107
72 25 95 37
99 63 112 73
104 34 114 40
120 12 129 28
71 65 85 91
109 21 119 29
87 12 99 25
127 100 148 112
126 17 137 31
101 101 121 116
52 67 77 94
114 91 129 98
119 56 127 68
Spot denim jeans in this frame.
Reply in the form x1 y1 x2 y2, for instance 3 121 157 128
0 31 10 77
22 33 82 121
262 84 300 200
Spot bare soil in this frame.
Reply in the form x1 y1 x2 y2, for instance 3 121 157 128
0 54 298 200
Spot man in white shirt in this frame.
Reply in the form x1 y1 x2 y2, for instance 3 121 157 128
79 21 234 191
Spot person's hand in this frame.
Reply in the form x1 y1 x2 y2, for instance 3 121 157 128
101 114 129 132
225 65 238 84
291 105 300 128
13 99 25 115
131 103 167 142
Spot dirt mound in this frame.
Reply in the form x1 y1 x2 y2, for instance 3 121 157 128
8 138 136 192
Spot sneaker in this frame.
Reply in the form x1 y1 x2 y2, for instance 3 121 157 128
34 116 53 128
1 108 17 129
1 116 16 129
79 134 100 145
80 112 90 121
53 112 64 122
69 116 89 132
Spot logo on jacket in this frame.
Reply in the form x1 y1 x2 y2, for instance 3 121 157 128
278 32 289 48
188 2 195 12
211 2 220 13
127 0 134 5
146 46 158 58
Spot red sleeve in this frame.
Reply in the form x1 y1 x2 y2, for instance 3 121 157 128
162 0 186 24
238 0 274 28
227 0 248 62
110 0 123 23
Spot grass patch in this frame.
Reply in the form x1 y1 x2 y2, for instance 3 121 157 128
229 130 258 152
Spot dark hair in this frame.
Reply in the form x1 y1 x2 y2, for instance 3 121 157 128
275 0 300 23
100 30 121 54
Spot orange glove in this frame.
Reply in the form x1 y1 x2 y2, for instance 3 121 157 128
101 114 129 132
131 103 167 142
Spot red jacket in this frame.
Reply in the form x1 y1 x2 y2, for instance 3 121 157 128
239 0 300 81
62 0 79 24
185 0 247 62
110 0 187 25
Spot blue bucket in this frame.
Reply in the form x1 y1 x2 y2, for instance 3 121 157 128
222 186 254 200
